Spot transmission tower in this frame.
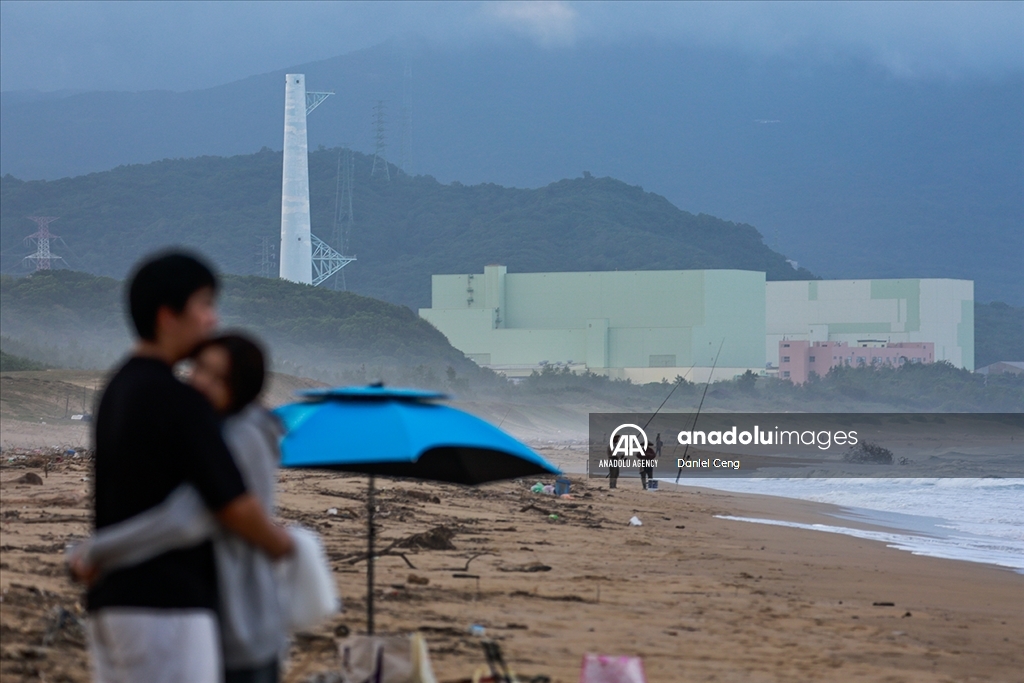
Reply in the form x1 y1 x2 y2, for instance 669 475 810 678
370 101 390 181
255 236 277 278
399 64 412 176
331 147 356 290
22 216 66 271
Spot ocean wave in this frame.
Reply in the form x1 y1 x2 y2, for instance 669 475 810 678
663 477 1024 570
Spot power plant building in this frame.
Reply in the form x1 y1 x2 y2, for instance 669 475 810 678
421 267 974 380
766 278 974 371
419 266 767 382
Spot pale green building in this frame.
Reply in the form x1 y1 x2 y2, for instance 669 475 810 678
766 278 974 370
419 266 767 381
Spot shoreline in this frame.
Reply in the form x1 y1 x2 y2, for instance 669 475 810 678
660 477 1024 575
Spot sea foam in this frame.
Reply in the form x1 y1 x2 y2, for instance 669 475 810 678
661 478 1024 573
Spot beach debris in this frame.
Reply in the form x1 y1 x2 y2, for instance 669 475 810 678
548 514 559 522
301 672 344 683
326 508 338 516
5 645 49 661
468 624 486 637
520 503 553 516
675 525 686 529
843 441 894 465
399 489 441 504
628 516 643 526
453 573 482 594
42 606 84 646
443 552 492 572
510 590 586 603
580 653 647 683
531 482 545 494
872 601 895 607
407 573 430 586
14 472 43 486
902 611 912 618
499 562 552 573
397 526 456 551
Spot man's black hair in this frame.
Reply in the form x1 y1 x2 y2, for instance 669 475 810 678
194 333 266 415
128 252 218 340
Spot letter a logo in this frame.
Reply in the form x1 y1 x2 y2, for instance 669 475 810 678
609 424 649 457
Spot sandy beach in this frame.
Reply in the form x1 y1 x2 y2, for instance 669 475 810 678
1 436 1021 683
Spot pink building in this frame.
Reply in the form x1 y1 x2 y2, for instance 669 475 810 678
779 340 935 384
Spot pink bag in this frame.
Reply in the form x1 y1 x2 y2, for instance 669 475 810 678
579 654 647 683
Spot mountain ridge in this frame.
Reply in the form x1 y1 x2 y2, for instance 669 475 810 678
0 148 815 310
2 40 1020 303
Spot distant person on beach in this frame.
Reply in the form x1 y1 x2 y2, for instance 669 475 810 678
641 443 655 489
606 442 619 489
81 253 293 683
655 433 663 458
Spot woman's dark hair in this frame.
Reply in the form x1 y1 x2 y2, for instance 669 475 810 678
128 251 218 340
193 333 266 415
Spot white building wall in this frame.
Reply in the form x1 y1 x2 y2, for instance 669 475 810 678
765 278 974 370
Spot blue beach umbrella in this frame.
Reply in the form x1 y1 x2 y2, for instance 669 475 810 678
273 385 560 633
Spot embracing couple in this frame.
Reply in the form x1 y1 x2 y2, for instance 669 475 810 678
71 252 297 683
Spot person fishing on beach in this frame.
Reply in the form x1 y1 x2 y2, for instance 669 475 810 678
606 438 619 489
76 252 294 683
640 442 655 490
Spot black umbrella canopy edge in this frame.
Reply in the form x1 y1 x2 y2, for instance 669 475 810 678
285 446 555 486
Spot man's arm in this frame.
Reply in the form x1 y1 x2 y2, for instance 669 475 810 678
215 493 294 560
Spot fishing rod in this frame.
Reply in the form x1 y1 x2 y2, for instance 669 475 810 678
496 405 513 429
675 338 725 484
642 364 696 432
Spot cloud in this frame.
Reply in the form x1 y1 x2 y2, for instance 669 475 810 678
482 1 579 47
576 2 1024 79
1 1 1020 93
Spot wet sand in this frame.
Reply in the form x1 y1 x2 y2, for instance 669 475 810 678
1 452 1021 683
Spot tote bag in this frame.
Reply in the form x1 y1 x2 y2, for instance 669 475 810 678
337 633 438 683
579 653 647 683
276 526 338 631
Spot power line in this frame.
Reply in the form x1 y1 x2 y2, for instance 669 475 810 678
22 216 67 271
255 236 277 278
331 147 355 290
370 101 390 181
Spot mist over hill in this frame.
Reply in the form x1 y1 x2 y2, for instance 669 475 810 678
0 270 475 381
1 40 1020 304
0 149 814 310
3 270 1021 413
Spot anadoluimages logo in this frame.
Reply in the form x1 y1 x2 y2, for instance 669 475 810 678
609 424 648 457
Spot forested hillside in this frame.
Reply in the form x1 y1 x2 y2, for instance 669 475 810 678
0 148 814 309
0 270 475 379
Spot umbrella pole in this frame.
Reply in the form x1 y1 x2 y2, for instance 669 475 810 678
367 473 375 636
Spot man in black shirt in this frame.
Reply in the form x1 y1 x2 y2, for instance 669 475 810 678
84 253 293 683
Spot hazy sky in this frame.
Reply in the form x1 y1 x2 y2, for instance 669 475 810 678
2 1 1021 93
